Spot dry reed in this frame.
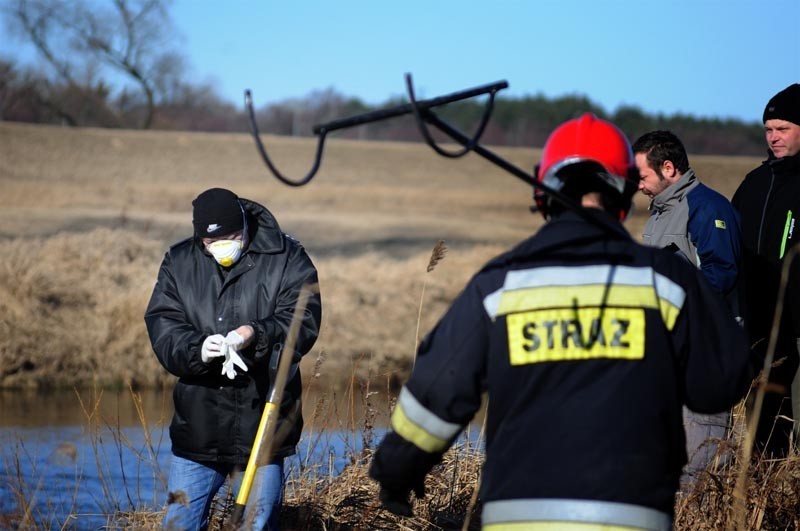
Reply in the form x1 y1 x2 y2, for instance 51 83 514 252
414 240 448 368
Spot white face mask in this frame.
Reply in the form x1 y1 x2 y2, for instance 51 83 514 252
206 239 243 267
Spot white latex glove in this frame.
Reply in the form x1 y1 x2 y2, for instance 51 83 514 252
223 330 245 351
201 334 225 363
220 331 249 379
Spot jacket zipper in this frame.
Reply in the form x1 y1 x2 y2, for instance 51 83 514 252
756 169 775 254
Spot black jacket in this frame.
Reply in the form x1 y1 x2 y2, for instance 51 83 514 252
371 211 752 517
732 152 800 352
145 198 322 464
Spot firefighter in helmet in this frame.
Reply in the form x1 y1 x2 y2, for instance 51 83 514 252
369 114 754 529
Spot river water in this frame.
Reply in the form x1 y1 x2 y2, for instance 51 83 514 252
0 388 391 529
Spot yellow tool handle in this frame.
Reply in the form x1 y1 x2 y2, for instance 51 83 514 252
235 401 278 505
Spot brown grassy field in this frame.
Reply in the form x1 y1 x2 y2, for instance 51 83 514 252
0 121 761 389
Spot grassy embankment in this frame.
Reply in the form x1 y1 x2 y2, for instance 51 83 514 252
5 122 797 529
0 121 540 390
0 121 759 390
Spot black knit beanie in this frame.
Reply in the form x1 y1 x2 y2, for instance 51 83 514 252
763 83 800 125
192 188 244 237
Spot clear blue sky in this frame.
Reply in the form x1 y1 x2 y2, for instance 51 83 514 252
4 0 799 122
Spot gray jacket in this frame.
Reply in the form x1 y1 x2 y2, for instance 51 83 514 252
643 169 742 296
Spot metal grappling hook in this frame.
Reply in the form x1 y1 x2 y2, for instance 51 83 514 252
245 73 629 232
244 74 507 187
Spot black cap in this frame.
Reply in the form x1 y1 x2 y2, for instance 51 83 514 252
763 83 800 125
192 188 244 236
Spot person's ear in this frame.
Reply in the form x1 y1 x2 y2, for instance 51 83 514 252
661 160 677 180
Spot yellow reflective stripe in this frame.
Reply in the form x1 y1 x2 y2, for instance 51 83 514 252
484 522 644 531
391 402 449 453
658 298 681 330
496 285 659 315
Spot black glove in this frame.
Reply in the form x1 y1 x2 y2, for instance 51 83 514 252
378 479 425 517
370 431 440 517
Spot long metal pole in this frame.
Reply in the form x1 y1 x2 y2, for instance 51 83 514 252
311 80 508 134
419 109 627 234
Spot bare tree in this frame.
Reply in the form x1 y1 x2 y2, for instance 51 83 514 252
5 0 182 128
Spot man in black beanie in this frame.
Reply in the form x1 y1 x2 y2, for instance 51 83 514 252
733 83 800 456
145 187 322 529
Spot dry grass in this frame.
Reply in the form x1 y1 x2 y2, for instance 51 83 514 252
0 225 507 388
0 121 533 389
0 229 165 389
0 121 761 388
675 403 800 530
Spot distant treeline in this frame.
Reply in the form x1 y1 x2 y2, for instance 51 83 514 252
0 61 766 156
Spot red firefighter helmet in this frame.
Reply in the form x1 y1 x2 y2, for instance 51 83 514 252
534 113 635 221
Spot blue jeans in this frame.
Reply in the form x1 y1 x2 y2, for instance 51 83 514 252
163 454 284 531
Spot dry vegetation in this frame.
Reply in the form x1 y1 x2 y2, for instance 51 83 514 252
0 121 760 389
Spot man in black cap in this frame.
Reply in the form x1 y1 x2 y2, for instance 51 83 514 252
145 188 322 530
733 83 800 455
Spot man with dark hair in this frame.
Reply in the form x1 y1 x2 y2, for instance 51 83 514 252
633 130 741 294
632 130 743 482
370 114 753 529
145 188 322 530
733 83 800 456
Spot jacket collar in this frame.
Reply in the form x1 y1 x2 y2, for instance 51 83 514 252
765 151 800 175
240 198 285 254
484 210 632 271
210 199 285 288
649 169 698 213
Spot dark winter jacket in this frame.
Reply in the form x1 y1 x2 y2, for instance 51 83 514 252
145 198 322 465
370 211 752 524
732 152 800 352
643 169 742 297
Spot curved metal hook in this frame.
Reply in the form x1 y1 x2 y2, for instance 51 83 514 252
245 90 327 187
405 73 498 158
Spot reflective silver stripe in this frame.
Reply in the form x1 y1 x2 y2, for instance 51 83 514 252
503 265 660 290
483 288 503 318
482 499 672 530
482 265 686 320
653 272 685 311
397 387 461 441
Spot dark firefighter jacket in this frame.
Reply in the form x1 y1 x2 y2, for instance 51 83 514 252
145 198 322 465
732 151 800 353
370 210 753 520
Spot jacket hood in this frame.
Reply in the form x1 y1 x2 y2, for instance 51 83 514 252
240 198 285 255
650 169 698 214
482 210 631 272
